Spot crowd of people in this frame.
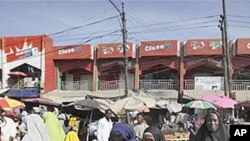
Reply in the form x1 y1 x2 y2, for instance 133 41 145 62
0 104 233 141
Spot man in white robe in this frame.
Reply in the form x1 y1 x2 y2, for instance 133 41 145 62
97 109 113 141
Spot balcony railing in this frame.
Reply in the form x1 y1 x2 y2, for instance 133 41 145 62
232 80 250 90
61 81 89 90
99 80 125 90
184 79 195 90
60 79 250 91
140 79 179 90
184 79 250 90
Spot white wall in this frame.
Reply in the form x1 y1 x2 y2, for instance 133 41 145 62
2 50 44 88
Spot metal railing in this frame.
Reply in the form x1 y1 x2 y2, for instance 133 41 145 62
61 81 89 90
99 80 125 90
140 79 179 90
184 79 195 90
60 79 250 91
232 80 250 90
184 79 250 90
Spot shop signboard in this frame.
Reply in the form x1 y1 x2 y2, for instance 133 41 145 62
186 39 223 56
195 76 224 90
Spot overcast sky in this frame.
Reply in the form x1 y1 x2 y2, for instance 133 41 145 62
0 0 249 45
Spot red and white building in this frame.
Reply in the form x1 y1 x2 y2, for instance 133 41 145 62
0 34 250 101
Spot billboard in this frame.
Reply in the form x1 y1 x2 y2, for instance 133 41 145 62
186 39 223 56
195 77 224 90
140 40 178 57
236 38 250 55
3 36 43 62
97 42 134 58
52 44 93 60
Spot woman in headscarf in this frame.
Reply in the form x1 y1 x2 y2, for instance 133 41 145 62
64 126 80 141
194 110 230 141
22 114 50 141
142 126 165 141
43 109 66 141
109 123 137 141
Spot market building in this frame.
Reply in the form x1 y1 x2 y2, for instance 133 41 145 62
0 34 250 102
0 35 51 97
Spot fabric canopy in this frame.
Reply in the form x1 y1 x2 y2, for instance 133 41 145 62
8 71 27 77
110 95 156 115
0 97 25 111
202 95 237 109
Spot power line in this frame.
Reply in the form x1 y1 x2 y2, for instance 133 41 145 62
127 15 219 29
129 25 218 35
228 20 250 24
228 15 250 19
228 25 250 29
49 15 119 37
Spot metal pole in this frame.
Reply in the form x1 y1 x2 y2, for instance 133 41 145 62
219 16 228 96
121 3 129 98
109 0 129 123
222 0 232 97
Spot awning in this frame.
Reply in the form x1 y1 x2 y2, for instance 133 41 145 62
183 90 224 100
87 89 130 100
146 90 179 100
21 97 60 106
44 90 90 104
56 60 93 74
8 71 27 77
183 90 250 102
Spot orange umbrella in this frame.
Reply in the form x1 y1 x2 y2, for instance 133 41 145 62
0 97 25 111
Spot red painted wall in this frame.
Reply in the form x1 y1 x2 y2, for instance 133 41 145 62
44 36 55 93
3 35 43 62
97 42 133 58
140 40 178 57
186 39 223 56
53 44 93 60
236 38 250 55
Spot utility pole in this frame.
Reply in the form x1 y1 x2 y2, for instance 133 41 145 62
221 0 232 97
219 16 229 97
121 3 129 98
109 0 129 123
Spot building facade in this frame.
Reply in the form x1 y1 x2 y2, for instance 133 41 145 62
0 35 250 101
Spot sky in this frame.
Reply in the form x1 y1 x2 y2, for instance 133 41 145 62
0 0 249 46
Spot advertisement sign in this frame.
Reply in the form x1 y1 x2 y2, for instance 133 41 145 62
186 39 223 55
4 36 43 62
195 77 224 90
140 40 178 57
236 38 250 55
97 42 133 58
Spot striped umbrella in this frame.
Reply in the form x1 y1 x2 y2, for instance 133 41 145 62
184 100 217 110
0 97 25 111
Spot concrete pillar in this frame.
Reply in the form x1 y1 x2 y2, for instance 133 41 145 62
179 42 186 102
92 46 98 91
134 45 140 90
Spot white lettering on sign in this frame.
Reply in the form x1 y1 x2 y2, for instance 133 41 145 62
191 41 205 50
58 46 81 55
234 129 247 136
247 43 250 49
145 43 173 52
102 47 114 55
117 45 129 53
